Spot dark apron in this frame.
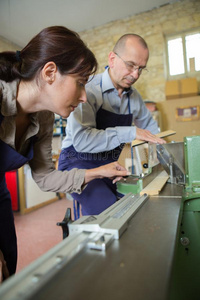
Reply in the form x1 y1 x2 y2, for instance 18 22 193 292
58 102 132 215
0 113 34 275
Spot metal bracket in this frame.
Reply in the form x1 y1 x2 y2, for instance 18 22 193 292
87 232 114 251
156 143 185 185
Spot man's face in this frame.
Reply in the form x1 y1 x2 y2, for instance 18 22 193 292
108 38 149 91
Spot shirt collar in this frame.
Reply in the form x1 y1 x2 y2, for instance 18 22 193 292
1 80 19 116
101 68 133 96
0 79 39 124
101 68 115 93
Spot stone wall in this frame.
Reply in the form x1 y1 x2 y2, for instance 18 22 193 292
0 0 200 102
79 0 200 102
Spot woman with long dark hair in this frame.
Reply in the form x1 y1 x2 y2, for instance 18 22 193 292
0 26 129 280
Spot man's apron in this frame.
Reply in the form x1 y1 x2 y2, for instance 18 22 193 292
59 102 132 216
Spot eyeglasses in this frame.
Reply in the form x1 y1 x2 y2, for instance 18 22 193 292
114 52 148 75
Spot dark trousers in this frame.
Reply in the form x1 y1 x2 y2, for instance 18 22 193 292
0 177 17 276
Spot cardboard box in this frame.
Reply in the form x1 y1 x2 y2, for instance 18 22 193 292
180 77 198 98
165 80 180 100
157 96 200 142
165 77 198 100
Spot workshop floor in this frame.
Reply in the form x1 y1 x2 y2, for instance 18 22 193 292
14 197 75 273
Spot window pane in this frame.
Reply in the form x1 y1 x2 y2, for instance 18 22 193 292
185 33 200 72
167 38 185 76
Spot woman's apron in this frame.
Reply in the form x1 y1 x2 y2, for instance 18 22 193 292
0 113 35 275
58 93 132 216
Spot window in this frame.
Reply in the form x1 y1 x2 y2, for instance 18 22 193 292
166 30 200 79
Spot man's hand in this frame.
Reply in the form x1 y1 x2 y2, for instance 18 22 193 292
0 250 9 283
136 128 166 144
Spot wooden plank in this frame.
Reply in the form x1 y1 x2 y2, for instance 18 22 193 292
131 130 176 147
140 170 169 196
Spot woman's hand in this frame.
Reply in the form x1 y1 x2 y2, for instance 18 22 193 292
84 161 130 184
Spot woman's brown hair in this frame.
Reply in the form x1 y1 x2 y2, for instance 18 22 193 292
0 26 98 82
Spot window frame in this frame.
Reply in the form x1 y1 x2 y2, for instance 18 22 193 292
165 28 200 80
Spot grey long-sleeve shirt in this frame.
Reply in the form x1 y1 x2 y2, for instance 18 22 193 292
0 80 85 194
62 68 159 153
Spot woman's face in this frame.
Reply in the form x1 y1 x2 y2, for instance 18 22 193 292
49 72 88 118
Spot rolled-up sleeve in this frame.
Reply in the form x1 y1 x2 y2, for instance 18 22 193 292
29 111 86 194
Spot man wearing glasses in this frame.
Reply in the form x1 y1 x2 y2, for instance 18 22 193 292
59 34 165 216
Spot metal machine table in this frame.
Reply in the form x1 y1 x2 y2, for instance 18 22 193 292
0 183 183 300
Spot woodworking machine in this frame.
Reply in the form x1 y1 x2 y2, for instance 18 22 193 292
0 136 199 300
116 140 185 195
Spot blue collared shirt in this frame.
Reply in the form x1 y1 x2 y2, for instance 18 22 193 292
62 68 158 153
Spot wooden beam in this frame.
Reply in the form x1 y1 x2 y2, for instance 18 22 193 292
140 170 169 196
131 130 176 147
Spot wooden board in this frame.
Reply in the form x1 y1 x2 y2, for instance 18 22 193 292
131 130 176 147
140 170 169 196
